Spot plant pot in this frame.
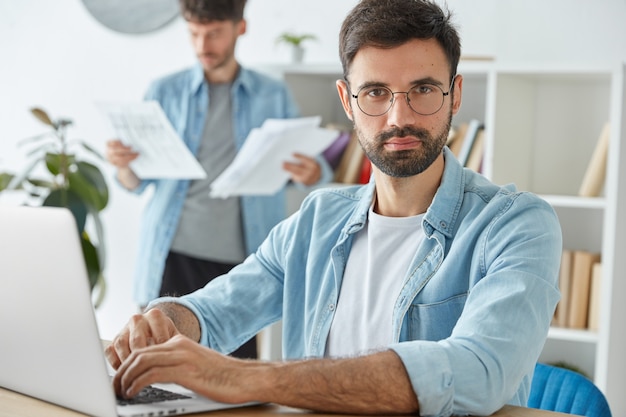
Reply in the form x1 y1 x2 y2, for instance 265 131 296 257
291 45 305 64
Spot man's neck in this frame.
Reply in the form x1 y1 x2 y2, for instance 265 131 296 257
372 154 444 217
205 60 240 84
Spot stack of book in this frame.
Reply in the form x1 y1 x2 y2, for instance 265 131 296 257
446 119 485 172
553 249 602 331
332 130 371 184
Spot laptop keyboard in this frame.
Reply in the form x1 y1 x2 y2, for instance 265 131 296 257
117 385 192 406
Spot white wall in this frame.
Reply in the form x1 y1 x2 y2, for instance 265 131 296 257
1 0 625 340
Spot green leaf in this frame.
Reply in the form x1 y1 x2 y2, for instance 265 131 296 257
43 189 88 232
69 161 109 211
0 172 14 191
78 141 105 161
276 32 317 46
25 177 56 189
45 152 75 177
17 132 54 147
4 156 43 191
86 205 106 266
81 232 101 290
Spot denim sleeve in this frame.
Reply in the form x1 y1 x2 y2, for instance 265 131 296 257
156 215 295 353
390 193 562 417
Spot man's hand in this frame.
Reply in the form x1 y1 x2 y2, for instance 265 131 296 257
105 139 141 190
105 139 139 168
283 153 321 186
105 308 181 370
112 335 254 404
112 337 418 415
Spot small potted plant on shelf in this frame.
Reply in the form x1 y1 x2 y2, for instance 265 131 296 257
0 107 109 307
276 32 317 63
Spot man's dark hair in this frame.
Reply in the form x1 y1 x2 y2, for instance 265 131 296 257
339 0 461 83
179 0 247 22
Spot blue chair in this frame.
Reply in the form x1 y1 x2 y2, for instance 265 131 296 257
528 362 612 417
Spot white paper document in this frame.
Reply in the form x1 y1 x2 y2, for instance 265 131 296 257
209 116 338 198
98 101 207 179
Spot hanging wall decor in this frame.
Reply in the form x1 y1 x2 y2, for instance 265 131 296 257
81 0 179 34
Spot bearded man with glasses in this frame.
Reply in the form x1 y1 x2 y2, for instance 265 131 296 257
107 1 563 416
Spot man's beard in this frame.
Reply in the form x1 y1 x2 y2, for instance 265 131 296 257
356 111 452 178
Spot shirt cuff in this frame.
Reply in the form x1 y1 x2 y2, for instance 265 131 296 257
390 341 454 417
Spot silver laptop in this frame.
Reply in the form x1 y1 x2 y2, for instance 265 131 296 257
0 205 255 417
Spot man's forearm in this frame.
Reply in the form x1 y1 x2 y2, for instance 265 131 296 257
242 350 419 414
116 166 141 190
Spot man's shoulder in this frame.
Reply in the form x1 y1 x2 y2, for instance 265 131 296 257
238 67 289 92
150 67 198 90
299 184 372 218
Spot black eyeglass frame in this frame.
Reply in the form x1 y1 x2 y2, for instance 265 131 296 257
348 75 457 117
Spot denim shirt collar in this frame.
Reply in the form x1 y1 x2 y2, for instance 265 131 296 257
189 63 255 96
423 147 464 239
347 147 464 239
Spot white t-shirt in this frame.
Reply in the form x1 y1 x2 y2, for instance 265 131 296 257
325 205 425 357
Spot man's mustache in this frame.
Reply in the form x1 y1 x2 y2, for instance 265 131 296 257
376 127 429 142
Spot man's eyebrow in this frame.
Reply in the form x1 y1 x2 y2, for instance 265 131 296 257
410 76 446 87
353 80 389 91
354 76 447 91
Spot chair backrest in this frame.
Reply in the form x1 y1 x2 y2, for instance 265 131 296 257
528 363 612 417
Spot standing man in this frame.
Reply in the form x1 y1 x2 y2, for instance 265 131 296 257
107 0 562 415
106 0 332 358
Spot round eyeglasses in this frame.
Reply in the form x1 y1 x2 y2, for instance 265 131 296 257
350 77 455 117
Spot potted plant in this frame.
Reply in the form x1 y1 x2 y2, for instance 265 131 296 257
0 107 109 307
276 32 317 63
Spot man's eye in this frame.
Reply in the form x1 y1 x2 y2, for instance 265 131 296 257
365 88 390 98
413 85 435 94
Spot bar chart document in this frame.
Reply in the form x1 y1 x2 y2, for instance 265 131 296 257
98 101 207 179
210 116 338 198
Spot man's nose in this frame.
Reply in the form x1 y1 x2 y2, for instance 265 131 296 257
386 93 417 127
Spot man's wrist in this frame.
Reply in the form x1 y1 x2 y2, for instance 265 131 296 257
151 301 201 342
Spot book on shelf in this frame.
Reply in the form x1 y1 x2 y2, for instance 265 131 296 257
322 129 352 170
578 122 610 197
567 250 601 329
587 261 602 332
333 131 365 184
447 122 468 157
465 127 485 173
358 155 372 184
456 119 483 167
553 249 573 328
447 120 484 171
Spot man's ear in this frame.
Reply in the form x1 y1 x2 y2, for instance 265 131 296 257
336 79 354 121
451 74 463 116
237 19 247 36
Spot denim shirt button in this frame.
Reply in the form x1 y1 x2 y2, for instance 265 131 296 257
328 304 335 311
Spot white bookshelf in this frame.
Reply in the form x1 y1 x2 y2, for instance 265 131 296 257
482 62 626 415
258 61 626 414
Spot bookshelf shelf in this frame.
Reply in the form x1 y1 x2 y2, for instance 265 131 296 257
542 195 606 210
259 61 626 415
548 326 599 344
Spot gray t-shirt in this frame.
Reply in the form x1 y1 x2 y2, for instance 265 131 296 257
170 82 246 263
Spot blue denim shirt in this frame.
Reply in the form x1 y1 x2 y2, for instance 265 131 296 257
128 64 333 305
156 148 562 417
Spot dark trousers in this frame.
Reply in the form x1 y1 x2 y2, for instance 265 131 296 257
160 251 257 359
